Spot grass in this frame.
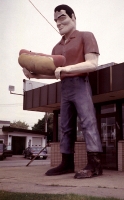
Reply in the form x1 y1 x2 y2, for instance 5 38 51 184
0 191 122 200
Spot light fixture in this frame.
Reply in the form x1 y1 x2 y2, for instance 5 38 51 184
8 85 23 96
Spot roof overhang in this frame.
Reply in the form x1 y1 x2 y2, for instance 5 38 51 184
23 62 124 112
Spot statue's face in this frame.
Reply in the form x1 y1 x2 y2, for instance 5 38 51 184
54 10 75 36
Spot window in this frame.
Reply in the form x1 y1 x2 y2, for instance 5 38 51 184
101 104 116 114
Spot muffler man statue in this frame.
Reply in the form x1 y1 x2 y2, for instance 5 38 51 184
21 4 103 179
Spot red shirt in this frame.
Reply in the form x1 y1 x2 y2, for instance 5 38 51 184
52 30 99 66
52 30 99 78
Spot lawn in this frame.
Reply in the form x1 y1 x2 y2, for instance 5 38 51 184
0 191 121 200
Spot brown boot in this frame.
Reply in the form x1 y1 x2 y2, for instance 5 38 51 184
45 153 75 176
74 152 103 179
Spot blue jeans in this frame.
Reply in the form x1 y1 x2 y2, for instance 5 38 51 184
60 76 103 154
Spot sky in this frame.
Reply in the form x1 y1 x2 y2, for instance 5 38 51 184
0 0 124 129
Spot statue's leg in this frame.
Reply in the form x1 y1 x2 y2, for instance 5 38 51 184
72 76 103 178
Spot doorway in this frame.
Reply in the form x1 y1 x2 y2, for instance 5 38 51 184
12 136 26 155
101 115 117 169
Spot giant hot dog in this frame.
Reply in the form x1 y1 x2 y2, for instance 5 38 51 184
18 49 66 75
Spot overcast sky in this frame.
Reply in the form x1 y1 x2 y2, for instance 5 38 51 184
0 0 124 128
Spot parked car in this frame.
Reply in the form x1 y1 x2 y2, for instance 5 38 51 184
0 143 13 160
23 146 47 160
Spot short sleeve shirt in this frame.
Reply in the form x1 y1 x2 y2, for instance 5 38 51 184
52 30 99 66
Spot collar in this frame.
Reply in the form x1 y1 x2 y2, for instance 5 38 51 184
59 30 79 44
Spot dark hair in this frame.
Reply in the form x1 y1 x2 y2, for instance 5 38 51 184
54 4 76 19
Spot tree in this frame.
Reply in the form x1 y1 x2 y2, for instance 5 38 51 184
32 113 53 141
10 120 29 129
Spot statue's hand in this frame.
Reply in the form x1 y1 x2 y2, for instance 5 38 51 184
55 67 63 80
23 68 33 79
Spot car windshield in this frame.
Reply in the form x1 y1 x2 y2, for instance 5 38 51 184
31 147 43 151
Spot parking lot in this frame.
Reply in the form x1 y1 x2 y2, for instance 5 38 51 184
0 155 50 167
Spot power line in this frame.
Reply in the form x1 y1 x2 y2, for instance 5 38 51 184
28 0 60 34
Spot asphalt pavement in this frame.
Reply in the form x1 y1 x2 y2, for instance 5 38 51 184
0 156 124 199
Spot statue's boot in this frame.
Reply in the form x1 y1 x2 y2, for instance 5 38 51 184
74 152 103 179
45 153 75 176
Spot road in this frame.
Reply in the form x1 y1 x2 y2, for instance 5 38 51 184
0 155 50 167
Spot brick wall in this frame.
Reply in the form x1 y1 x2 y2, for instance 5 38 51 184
118 141 124 171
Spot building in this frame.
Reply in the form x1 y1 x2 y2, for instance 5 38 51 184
23 62 124 171
0 120 47 155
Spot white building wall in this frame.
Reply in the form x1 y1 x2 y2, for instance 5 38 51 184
26 136 32 147
7 131 46 148
8 135 12 147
